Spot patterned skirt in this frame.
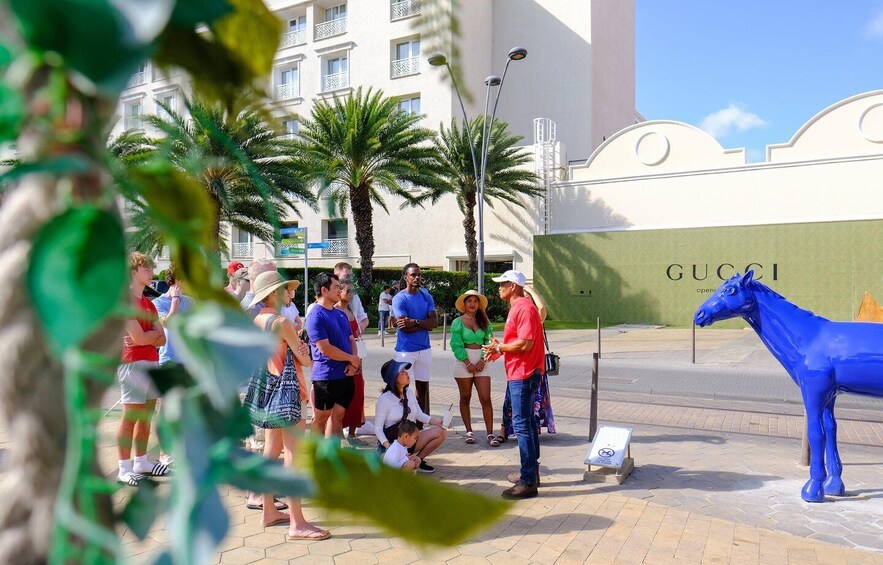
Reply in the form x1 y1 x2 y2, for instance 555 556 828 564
501 372 556 436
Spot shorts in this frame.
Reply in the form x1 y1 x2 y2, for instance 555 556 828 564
452 348 491 378
313 377 355 411
396 348 432 382
118 361 159 404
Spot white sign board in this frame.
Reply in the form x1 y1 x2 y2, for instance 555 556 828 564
584 425 633 469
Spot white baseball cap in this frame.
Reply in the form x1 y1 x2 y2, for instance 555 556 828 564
492 270 526 287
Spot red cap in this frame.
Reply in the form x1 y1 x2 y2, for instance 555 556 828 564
227 261 245 275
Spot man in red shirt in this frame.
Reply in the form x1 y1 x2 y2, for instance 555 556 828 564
484 270 544 499
116 253 168 486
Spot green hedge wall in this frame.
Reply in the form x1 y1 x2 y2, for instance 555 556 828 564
279 267 507 323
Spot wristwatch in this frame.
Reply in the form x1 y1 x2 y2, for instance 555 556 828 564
413 319 421 328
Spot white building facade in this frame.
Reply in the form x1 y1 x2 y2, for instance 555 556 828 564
112 0 636 275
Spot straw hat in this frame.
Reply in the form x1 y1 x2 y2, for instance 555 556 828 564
455 289 488 313
247 271 300 309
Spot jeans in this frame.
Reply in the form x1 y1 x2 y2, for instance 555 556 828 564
509 371 541 485
378 310 390 332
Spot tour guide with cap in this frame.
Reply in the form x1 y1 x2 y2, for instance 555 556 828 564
483 270 545 500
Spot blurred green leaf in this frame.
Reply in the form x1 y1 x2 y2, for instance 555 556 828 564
219 447 313 498
167 303 275 411
0 155 92 185
26 206 127 353
305 439 511 545
0 43 13 70
121 480 160 540
167 0 233 28
9 0 149 92
0 82 25 142
213 0 280 79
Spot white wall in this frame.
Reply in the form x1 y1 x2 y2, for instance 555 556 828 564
557 91 883 233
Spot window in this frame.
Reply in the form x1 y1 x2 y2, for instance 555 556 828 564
156 93 176 119
277 67 299 99
326 218 348 240
124 102 143 130
395 39 420 61
289 15 306 30
326 4 346 21
326 56 348 76
397 96 421 115
281 119 299 135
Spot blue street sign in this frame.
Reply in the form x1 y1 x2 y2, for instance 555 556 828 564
280 227 307 236
307 241 331 249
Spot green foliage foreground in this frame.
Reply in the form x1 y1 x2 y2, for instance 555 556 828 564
0 0 507 563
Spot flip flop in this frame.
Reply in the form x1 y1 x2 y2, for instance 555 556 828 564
245 497 288 511
262 516 290 527
287 528 331 541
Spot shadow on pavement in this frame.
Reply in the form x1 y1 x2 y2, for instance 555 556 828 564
588 465 781 494
631 433 727 445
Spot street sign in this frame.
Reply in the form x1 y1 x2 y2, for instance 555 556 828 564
280 227 307 236
277 247 305 256
584 425 632 469
307 241 331 249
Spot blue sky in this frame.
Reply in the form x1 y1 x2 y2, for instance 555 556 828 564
637 1 883 161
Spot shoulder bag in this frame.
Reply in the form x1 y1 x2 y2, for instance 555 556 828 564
542 324 560 376
243 315 302 428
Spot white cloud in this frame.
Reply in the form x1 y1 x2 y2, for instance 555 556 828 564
863 8 883 39
699 104 768 139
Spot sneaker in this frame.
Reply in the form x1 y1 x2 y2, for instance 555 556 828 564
502 481 538 500
417 461 435 473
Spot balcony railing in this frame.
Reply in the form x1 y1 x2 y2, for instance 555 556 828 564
321 238 348 257
126 71 147 88
315 17 346 40
322 71 349 92
124 116 145 130
391 0 420 20
276 83 300 100
232 242 253 259
391 56 420 78
280 28 307 48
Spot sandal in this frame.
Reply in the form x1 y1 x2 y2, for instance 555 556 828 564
465 431 475 444
496 434 507 444
117 471 147 487
487 434 500 447
287 527 331 541
133 462 171 477
245 496 288 511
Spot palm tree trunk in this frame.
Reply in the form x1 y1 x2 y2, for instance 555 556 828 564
463 196 478 285
350 183 375 289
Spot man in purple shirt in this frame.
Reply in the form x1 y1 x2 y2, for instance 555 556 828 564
305 273 361 439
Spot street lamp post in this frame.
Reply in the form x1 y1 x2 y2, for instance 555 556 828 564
429 47 527 295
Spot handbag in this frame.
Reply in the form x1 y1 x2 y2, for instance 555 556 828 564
354 337 367 358
242 315 302 428
542 325 560 376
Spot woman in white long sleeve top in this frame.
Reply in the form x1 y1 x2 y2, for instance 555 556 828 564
374 359 448 473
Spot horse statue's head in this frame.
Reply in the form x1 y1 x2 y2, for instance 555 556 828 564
694 270 757 327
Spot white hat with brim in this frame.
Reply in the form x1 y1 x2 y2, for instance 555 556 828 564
491 270 526 287
248 271 300 309
455 289 488 313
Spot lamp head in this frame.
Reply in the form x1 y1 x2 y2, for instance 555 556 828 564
427 53 448 67
484 75 502 86
508 47 528 61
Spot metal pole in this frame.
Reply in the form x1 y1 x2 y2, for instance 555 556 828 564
596 316 601 359
590 352 599 441
692 321 696 364
303 227 309 316
477 81 495 296
442 313 448 351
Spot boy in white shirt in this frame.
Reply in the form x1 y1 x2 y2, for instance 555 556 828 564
382 420 422 472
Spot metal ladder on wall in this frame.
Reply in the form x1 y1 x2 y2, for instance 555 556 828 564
533 118 558 235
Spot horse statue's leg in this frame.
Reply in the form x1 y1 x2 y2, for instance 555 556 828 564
800 378 830 502
821 397 845 496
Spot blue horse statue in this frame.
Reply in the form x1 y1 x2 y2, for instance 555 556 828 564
694 270 883 503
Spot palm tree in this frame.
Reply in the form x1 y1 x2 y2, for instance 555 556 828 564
111 98 316 254
296 87 446 288
421 116 542 283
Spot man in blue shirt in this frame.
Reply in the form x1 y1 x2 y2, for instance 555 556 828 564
392 263 438 416
305 272 361 440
